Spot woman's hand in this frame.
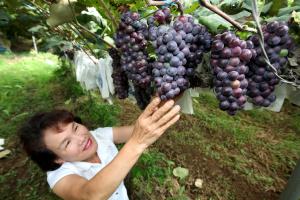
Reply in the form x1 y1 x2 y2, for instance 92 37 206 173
129 97 181 151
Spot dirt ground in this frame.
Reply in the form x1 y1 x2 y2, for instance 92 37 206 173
117 99 298 200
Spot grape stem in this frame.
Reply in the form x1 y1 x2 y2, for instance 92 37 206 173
175 1 184 16
251 0 300 89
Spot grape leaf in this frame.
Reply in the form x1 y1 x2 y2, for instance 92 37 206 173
293 0 300 6
267 0 287 16
81 7 110 31
0 10 10 26
242 0 252 11
46 2 76 27
196 12 232 33
184 2 200 14
28 25 46 33
278 6 300 16
261 2 273 14
292 11 300 24
229 10 251 20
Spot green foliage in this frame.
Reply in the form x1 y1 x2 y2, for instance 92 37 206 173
52 58 85 99
0 53 59 138
196 8 232 33
131 150 174 184
74 98 120 129
267 0 287 16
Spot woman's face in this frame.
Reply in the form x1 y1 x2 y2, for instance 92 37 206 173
43 122 98 164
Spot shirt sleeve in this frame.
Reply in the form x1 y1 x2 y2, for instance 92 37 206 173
47 163 80 189
91 127 114 142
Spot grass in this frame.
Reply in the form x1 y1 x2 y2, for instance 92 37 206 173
160 90 300 198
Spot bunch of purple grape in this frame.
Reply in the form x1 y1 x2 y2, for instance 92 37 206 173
133 84 154 110
173 15 212 77
115 12 151 88
149 19 195 100
108 48 129 99
247 21 293 107
211 32 253 115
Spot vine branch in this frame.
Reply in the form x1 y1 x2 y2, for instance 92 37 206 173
198 0 244 31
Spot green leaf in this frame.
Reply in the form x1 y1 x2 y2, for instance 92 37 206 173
293 0 300 6
278 6 300 17
14 84 23 89
28 25 45 33
103 35 114 46
265 14 291 22
220 0 244 14
229 10 251 20
0 10 10 26
292 11 300 24
242 0 252 11
288 57 298 67
210 0 221 4
2 109 10 116
197 13 232 33
46 2 76 27
173 167 189 179
64 98 72 105
184 2 200 14
81 7 110 31
221 0 242 6
261 2 273 14
268 0 287 16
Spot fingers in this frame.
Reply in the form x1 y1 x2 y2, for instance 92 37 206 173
158 114 180 135
156 105 180 127
142 97 161 117
151 100 174 122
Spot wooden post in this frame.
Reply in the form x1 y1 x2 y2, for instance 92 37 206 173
32 34 38 53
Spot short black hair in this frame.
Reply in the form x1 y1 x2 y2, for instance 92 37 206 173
19 110 82 171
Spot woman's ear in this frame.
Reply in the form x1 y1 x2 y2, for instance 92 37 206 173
55 158 65 165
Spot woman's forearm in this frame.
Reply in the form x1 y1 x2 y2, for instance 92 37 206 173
113 125 134 144
82 139 144 200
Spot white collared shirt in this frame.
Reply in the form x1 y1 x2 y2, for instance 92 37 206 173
47 127 129 200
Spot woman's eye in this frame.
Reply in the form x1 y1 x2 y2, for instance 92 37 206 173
65 141 70 148
75 125 78 131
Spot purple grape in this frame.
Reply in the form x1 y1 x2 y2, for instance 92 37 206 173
211 31 251 115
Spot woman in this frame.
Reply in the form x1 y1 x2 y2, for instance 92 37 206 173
20 97 180 200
